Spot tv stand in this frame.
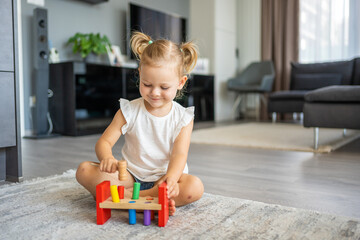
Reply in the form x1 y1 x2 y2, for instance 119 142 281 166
49 61 214 136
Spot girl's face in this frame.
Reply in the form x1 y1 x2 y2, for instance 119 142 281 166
139 64 187 114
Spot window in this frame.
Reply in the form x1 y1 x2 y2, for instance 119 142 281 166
299 0 360 63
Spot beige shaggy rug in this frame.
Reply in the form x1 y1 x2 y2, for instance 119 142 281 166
191 123 360 153
1 170 360 239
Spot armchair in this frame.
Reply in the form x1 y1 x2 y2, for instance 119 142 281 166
227 61 275 120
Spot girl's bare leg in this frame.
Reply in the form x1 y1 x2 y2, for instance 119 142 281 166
168 174 204 215
76 161 135 198
172 174 204 206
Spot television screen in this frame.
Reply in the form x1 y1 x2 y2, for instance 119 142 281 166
128 3 187 58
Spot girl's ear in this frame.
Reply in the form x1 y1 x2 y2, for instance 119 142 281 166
178 76 188 89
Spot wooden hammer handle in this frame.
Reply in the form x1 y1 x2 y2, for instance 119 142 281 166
118 160 127 181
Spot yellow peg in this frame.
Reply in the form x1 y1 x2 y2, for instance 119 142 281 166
110 185 120 203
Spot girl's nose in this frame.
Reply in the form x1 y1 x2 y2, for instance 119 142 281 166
151 87 160 96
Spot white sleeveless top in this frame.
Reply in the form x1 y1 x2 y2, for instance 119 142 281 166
119 98 194 182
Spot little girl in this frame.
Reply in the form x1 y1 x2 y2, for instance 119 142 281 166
76 31 204 215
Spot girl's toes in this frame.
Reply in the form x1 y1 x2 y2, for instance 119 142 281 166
169 199 176 216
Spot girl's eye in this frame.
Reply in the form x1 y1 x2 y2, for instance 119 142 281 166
143 83 151 87
161 87 169 90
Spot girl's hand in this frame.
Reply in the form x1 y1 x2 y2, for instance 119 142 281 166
99 157 118 173
157 175 179 199
168 182 179 199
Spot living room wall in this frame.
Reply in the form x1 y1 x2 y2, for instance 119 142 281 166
236 0 261 111
189 0 261 122
20 0 189 133
237 0 261 72
189 0 237 122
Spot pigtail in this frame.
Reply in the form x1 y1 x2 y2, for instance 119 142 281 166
180 41 198 75
130 31 152 60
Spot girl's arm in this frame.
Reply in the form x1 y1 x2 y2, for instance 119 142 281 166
159 120 194 197
95 109 126 173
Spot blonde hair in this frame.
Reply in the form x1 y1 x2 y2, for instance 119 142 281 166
130 31 198 97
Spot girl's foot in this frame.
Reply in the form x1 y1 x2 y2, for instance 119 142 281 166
169 199 176 216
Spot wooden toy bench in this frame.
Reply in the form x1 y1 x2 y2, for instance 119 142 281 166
96 181 169 227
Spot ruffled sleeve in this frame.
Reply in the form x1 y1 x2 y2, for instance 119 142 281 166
119 98 132 135
173 106 195 141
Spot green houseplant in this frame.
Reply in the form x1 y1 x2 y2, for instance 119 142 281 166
67 32 111 59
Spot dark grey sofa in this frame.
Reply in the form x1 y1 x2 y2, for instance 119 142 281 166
304 84 360 149
268 57 360 149
268 58 357 121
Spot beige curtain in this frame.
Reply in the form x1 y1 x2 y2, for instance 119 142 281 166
261 0 299 92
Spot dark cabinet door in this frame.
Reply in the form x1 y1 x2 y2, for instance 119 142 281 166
0 72 16 147
0 0 14 72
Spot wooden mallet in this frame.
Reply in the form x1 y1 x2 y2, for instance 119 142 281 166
118 160 127 181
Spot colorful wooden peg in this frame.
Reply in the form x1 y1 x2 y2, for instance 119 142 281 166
132 182 140 200
129 201 136 225
110 185 120 203
144 210 151 226
118 185 125 199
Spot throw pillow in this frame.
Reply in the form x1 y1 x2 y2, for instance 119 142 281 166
292 73 342 90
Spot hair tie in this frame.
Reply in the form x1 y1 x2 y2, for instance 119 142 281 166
180 48 183 53
148 40 153 44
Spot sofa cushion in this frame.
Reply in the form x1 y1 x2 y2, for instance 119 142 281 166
305 85 360 102
303 103 360 129
268 100 305 113
292 73 342 90
291 60 354 86
269 90 307 100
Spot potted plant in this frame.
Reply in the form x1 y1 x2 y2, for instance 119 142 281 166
66 32 112 59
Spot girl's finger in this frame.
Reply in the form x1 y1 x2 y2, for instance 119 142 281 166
106 163 111 172
99 162 104 172
111 163 117 173
169 184 174 193
166 180 173 190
